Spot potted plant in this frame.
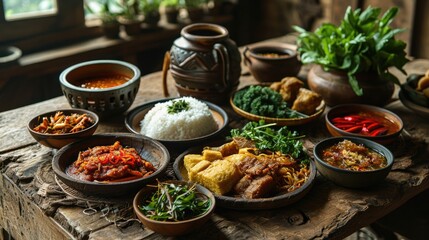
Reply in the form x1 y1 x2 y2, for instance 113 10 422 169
118 0 142 36
184 0 207 22
293 6 409 106
85 0 121 39
162 0 181 24
140 0 161 27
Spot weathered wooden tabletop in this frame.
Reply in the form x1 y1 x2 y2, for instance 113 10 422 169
1 35 429 240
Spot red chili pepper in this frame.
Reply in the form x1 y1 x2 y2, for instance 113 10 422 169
366 122 383 131
370 127 388 136
332 117 352 124
344 115 363 121
344 125 362 133
360 119 377 125
333 123 357 129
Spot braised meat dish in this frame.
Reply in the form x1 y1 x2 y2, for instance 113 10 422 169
67 141 157 182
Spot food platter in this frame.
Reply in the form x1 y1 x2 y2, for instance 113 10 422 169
52 133 170 197
230 85 326 126
399 89 429 119
173 140 317 210
125 98 229 150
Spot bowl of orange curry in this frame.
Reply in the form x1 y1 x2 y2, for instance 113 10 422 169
59 60 141 118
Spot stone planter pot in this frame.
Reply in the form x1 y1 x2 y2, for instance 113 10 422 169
101 22 121 39
307 64 394 106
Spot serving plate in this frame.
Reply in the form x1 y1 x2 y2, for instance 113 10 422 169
399 89 429 119
230 85 326 126
173 140 316 210
125 98 229 150
52 133 170 197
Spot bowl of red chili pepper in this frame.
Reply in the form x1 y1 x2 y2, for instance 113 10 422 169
325 104 403 145
313 136 394 188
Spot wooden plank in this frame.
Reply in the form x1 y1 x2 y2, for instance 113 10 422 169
0 175 73 240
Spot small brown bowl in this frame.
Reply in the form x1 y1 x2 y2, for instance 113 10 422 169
325 104 403 145
243 42 301 82
313 136 394 188
27 109 99 149
133 180 215 236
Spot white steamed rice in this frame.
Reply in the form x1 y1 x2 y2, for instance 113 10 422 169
140 97 218 140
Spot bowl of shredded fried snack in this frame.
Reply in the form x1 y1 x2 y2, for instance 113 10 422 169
27 109 99 149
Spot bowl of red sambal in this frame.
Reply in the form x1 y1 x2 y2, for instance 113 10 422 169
52 133 169 197
325 104 403 145
59 60 141 118
313 136 394 188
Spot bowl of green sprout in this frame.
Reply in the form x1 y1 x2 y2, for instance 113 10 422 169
133 180 215 236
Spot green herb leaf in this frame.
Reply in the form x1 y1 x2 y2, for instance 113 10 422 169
167 99 190 114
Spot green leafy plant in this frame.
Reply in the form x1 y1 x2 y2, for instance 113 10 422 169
119 0 140 21
293 6 409 96
85 0 122 24
139 0 161 13
162 0 181 8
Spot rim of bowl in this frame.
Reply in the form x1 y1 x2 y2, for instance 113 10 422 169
313 136 394 174
325 104 403 140
27 109 99 138
133 180 215 224
247 45 297 60
125 97 229 143
0 46 22 63
59 60 141 92
52 133 170 187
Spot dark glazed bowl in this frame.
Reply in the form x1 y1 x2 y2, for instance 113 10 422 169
52 133 170 197
401 74 429 107
125 98 229 151
243 42 301 82
27 109 99 149
325 104 403 145
59 60 141 118
313 137 394 188
399 90 429 119
133 180 215 236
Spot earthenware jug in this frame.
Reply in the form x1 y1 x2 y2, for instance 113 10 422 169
162 23 241 104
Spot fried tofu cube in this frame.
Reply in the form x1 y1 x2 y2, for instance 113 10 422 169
194 160 242 195
188 160 211 181
292 88 323 115
184 154 204 172
202 149 223 161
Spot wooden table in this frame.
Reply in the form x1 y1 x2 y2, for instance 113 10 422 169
1 35 429 240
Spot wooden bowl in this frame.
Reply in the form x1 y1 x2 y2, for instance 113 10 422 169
325 104 403 145
125 98 229 151
52 133 170 197
27 109 99 149
313 136 394 188
133 180 215 236
230 85 325 126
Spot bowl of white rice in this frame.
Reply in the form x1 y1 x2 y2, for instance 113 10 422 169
125 97 228 150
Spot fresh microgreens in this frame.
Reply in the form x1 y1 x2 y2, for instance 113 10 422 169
167 99 190 114
139 181 211 221
230 120 309 163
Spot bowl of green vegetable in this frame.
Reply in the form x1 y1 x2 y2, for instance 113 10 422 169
133 180 215 236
